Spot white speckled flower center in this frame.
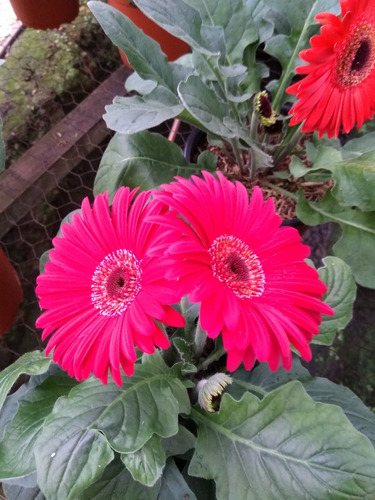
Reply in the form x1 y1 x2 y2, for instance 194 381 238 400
209 235 265 299
336 22 375 87
91 249 142 317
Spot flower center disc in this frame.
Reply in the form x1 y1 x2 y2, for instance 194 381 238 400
336 22 375 87
91 249 142 317
209 235 265 299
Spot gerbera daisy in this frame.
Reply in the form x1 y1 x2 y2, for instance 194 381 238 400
153 171 334 372
36 188 185 386
287 0 375 138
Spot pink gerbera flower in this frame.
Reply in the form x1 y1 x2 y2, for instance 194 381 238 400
36 188 185 386
153 172 334 372
287 0 375 138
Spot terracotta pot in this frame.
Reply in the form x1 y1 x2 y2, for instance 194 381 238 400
107 0 190 67
0 247 23 335
9 0 79 30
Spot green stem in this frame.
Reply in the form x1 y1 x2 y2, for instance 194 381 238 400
194 320 207 359
273 124 303 166
264 180 298 201
196 344 226 372
272 6 318 111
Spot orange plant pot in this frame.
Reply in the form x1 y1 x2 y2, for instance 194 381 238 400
0 247 23 336
9 0 79 30
107 0 190 67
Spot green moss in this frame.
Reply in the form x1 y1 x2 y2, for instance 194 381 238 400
0 3 120 163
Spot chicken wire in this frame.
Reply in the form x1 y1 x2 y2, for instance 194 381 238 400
0 2 122 367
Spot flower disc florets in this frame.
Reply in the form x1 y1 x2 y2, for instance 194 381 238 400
91 249 142 317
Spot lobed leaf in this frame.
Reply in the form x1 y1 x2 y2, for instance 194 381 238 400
121 435 165 487
158 459 197 500
77 458 160 500
0 371 78 481
0 351 51 411
314 256 356 346
93 131 215 199
33 354 189 499
103 87 183 135
88 2 174 90
190 382 375 500
296 191 375 288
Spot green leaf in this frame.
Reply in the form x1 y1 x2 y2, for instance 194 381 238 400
104 87 183 134
0 371 78 481
330 157 375 212
93 131 215 199
178 75 247 141
189 382 375 500
268 0 339 32
161 424 196 457
302 377 375 449
184 0 258 64
0 351 51 411
88 1 174 90
133 0 210 53
77 457 160 500
34 355 189 499
93 354 191 453
121 435 165 487
296 191 375 288
233 360 375 450
3 483 45 500
158 459 197 500
314 256 356 346
230 356 311 400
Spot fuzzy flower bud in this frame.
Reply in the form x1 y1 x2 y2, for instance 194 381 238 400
196 373 233 413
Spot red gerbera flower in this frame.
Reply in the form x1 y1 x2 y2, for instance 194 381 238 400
287 0 375 138
36 188 185 386
153 172 334 372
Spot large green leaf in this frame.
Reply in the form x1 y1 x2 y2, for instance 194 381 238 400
0 351 51 411
189 382 375 500
88 2 174 90
3 483 45 500
93 131 215 198
314 256 356 346
121 435 165 487
232 360 375 450
33 355 189 499
330 158 375 212
161 424 196 457
302 377 375 449
133 0 210 53
103 87 183 135
93 354 191 452
185 0 258 64
0 371 77 481
77 458 160 500
296 191 375 288
158 459 197 500
263 0 338 33
178 75 248 141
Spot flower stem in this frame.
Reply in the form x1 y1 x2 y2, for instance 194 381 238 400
196 342 226 372
272 6 318 111
194 319 207 359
